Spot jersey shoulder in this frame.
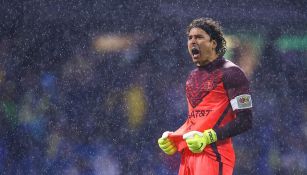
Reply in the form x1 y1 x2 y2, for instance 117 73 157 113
222 60 249 88
223 59 240 69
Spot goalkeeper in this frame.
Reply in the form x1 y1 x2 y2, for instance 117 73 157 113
158 17 252 175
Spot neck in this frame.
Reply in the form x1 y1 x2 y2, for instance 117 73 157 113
196 54 219 67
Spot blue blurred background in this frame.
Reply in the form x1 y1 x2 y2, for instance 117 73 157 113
0 0 306 174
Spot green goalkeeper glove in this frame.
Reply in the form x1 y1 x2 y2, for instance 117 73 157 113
183 129 217 153
157 131 177 155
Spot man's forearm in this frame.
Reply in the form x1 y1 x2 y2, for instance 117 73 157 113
214 110 252 140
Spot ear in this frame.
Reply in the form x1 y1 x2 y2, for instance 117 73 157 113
211 40 217 49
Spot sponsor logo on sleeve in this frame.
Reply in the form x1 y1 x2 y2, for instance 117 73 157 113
231 94 252 110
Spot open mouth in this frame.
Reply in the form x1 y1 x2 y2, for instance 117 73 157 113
191 47 200 58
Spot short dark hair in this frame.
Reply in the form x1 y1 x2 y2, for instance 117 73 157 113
187 17 227 56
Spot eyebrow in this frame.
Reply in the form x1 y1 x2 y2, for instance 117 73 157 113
188 34 204 38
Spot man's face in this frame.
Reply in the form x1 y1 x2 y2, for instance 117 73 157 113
187 27 217 66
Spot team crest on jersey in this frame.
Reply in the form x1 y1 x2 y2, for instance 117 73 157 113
204 81 214 90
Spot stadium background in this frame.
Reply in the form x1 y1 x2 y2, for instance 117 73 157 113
0 0 306 174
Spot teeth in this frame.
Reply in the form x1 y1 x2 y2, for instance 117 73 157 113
193 54 199 58
191 47 200 55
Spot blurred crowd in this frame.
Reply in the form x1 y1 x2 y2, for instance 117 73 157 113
0 5 307 175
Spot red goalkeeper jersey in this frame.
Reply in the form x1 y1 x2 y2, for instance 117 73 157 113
169 57 251 168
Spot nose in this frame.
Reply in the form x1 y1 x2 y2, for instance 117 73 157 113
190 37 197 44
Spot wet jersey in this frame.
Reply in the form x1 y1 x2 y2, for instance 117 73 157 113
169 57 251 168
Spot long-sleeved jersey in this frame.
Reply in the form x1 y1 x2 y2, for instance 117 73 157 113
169 57 252 168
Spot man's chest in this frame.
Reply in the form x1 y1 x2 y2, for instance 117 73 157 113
186 69 223 107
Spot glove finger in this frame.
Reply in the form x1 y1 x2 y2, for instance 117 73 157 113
191 142 206 152
163 144 175 152
158 138 170 145
186 138 197 145
188 146 198 152
165 147 177 155
187 142 198 148
189 143 201 150
160 141 173 149
187 144 200 151
186 139 203 149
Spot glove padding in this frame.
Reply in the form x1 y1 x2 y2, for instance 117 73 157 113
183 129 217 153
158 131 177 155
